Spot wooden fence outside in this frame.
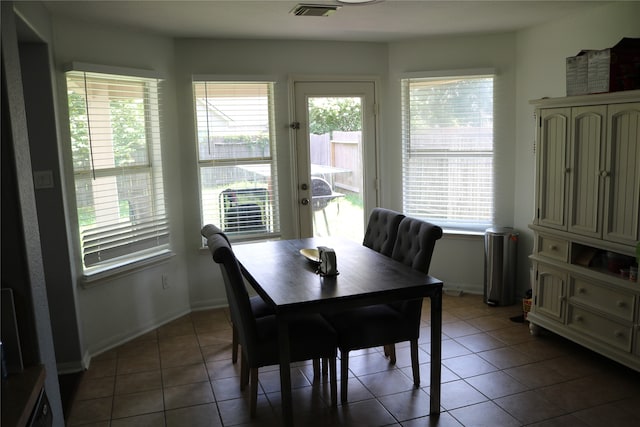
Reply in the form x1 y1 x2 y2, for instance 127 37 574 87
310 131 361 195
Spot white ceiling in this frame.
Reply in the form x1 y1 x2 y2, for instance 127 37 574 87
41 0 610 43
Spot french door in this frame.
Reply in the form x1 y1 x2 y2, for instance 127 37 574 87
293 80 377 240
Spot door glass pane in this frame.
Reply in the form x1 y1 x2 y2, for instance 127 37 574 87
307 96 364 241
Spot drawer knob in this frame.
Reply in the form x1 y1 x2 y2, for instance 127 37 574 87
578 287 586 294
549 245 558 250
614 330 624 338
575 315 584 322
617 301 625 308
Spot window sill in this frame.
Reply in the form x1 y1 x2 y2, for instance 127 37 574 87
81 249 175 288
441 229 485 239
200 232 282 252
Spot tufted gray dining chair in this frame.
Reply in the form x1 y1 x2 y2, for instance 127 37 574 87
202 224 338 416
324 216 443 403
200 224 274 364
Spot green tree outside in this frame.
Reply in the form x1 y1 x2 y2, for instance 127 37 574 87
308 97 362 135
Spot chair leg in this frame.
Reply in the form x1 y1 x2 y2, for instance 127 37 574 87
410 339 420 387
250 367 259 417
329 356 337 407
323 357 329 377
340 349 349 404
232 323 239 364
313 359 320 383
384 344 397 364
240 352 249 391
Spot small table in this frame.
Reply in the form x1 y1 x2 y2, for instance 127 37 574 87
233 237 443 426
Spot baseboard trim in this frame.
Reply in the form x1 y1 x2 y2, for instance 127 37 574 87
443 283 482 296
75 299 231 369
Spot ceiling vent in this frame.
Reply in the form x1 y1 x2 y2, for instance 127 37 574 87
290 4 341 17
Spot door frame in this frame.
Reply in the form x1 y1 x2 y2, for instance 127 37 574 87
288 75 381 238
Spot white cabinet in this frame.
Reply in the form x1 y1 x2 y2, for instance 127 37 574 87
529 91 640 372
536 98 640 244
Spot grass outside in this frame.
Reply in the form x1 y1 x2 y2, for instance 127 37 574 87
313 195 364 243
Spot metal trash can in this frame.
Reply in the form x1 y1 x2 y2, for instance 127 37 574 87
484 227 518 306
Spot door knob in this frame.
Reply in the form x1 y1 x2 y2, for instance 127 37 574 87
301 183 308 190
301 198 310 205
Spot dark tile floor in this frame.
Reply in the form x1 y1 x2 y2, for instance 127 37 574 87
68 293 640 426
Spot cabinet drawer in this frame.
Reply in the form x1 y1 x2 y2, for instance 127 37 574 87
537 235 568 262
569 277 635 321
567 305 632 351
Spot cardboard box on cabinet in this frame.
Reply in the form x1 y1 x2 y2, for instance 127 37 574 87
566 50 591 96
566 38 640 96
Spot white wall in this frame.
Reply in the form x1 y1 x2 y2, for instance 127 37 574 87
15 0 84 371
513 1 640 296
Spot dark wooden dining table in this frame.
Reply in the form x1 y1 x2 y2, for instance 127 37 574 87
233 237 443 426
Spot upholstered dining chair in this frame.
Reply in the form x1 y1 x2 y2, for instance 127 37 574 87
362 208 405 257
201 224 338 416
200 224 274 364
324 216 443 403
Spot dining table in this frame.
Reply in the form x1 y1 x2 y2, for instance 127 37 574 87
232 237 443 426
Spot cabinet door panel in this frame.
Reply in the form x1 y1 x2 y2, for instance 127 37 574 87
603 102 640 245
538 108 570 230
568 106 606 238
534 263 566 322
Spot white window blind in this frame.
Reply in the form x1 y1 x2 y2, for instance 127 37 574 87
401 74 495 231
66 70 169 275
193 81 280 237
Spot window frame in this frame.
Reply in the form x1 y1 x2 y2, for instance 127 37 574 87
192 77 280 241
400 69 496 232
65 64 171 282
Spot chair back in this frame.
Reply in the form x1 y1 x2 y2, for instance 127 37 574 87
389 217 443 319
201 224 260 363
391 216 443 274
362 208 405 257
